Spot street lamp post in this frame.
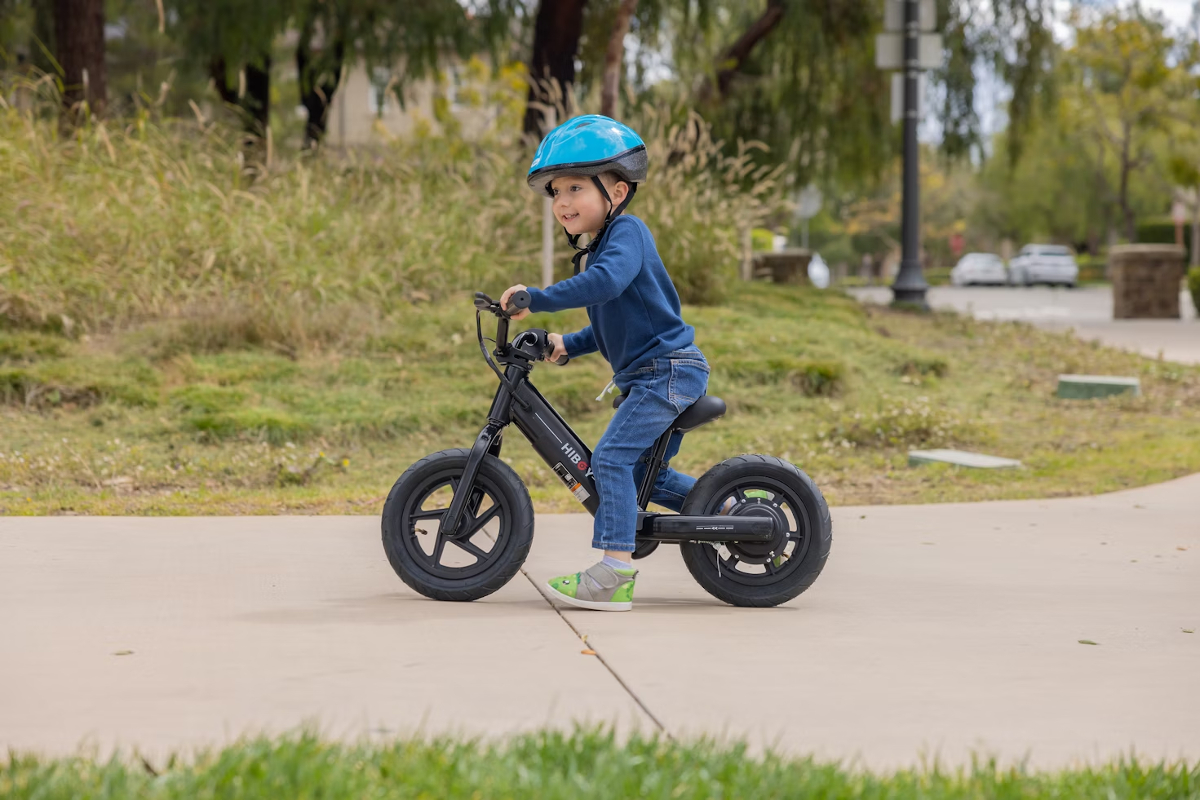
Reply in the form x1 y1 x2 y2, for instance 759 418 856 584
876 0 941 309
893 0 927 307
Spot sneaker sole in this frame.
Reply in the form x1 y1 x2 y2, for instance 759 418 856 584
545 582 632 612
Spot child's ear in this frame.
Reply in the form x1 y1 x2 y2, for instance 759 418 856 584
611 180 629 206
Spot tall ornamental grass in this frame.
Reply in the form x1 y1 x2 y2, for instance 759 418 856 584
0 84 786 351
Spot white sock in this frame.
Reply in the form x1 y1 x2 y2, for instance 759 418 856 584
602 554 633 571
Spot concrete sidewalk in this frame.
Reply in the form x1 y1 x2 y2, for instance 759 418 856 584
849 286 1200 364
2 474 1198 769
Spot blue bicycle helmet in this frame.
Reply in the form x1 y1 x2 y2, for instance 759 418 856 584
528 115 648 273
527 115 648 195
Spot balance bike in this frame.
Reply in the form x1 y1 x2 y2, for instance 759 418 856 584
381 291 832 607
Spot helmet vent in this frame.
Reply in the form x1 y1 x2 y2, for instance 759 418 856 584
574 120 594 128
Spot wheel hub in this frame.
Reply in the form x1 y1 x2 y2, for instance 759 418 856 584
723 501 788 563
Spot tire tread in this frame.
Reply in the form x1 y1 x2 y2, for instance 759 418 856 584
382 449 534 602
679 454 832 607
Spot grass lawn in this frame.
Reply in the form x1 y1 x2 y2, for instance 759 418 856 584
2 283 1198 516
2 729 1197 799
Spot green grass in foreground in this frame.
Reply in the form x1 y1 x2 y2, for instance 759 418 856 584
2 730 1197 799
2 283 1199 515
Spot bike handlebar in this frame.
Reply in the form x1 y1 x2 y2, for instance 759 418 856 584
472 291 568 365
473 290 530 320
507 290 531 315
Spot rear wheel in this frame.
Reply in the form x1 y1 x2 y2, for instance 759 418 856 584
382 448 534 601
679 455 832 607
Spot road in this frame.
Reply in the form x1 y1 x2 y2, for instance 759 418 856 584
2 473 1197 769
849 285 1200 364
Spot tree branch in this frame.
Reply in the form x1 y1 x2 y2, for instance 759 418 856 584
699 0 785 103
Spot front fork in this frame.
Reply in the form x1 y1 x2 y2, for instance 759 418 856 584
440 421 504 536
439 367 516 537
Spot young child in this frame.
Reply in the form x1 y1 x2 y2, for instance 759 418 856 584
500 115 710 612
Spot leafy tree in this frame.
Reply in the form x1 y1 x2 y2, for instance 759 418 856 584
166 0 291 136
665 0 891 188
165 0 517 144
1056 7 1195 242
973 122 1110 249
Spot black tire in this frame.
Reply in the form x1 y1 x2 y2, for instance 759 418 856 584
679 455 832 607
382 448 534 602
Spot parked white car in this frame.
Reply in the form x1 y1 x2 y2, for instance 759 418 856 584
950 253 1008 286
1008 244 1079 288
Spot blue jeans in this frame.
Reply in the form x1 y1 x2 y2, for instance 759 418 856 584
590 347 711 552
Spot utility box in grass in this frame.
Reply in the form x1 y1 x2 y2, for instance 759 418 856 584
753 250 812 285
1057 374 1141 399
1109 244 1185 319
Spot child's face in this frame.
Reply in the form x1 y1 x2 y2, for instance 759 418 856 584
549 175 625 236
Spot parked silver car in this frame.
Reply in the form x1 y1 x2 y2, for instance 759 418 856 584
1008 244 1079 288
950 252 1008 286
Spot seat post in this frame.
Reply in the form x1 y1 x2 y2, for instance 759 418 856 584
636 429 675 509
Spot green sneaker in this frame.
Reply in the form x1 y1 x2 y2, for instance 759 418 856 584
547 562 637 612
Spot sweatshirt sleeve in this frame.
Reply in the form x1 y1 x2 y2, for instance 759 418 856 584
562 326 598 357
527 218 644 313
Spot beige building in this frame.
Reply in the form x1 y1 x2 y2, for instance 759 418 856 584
325 62 499 146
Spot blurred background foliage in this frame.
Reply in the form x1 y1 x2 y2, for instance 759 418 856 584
3 0 1200 285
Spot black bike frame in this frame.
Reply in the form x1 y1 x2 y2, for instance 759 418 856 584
439 323 675 537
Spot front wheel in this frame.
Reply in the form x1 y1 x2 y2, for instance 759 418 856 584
382 448 534 602
679 455 832 607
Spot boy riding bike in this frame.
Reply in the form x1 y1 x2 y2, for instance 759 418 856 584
501 115 711 612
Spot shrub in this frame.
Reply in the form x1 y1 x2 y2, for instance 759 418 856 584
170 385 249 414
1135 217 1194 262
822 394 973 450
722 356 844 396
0 332 70 362
188 407 314 444
895 354 948 379
0 359 159 409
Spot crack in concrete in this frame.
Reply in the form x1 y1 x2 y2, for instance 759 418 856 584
518 565 672 739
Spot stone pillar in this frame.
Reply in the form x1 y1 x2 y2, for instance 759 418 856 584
1109 244 1185 319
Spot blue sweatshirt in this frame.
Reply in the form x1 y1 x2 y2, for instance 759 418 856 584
528 215 695 376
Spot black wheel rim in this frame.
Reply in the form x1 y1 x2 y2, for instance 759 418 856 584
697 477 812 587
398 469 511 580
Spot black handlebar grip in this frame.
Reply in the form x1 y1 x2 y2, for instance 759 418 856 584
509 290 532 309
553 354 570 366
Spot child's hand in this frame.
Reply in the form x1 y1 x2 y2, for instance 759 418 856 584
500 284 530 320
547 333 567 363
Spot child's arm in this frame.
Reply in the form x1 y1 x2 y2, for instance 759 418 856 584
527 219 643 313
561 326 598 357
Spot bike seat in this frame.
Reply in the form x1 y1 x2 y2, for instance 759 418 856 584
612 394 726 433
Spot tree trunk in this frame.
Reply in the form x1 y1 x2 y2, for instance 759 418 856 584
244 58 270 136
209 57 239 107
699 0 786 103
296 19 346 149
1192 205 1199 267
53 0 107 121
209 55 272 137
1118 123 1136 243
523 0 588 137
600 0 638 118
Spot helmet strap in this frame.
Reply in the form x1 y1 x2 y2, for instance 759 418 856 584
592 176 637 232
